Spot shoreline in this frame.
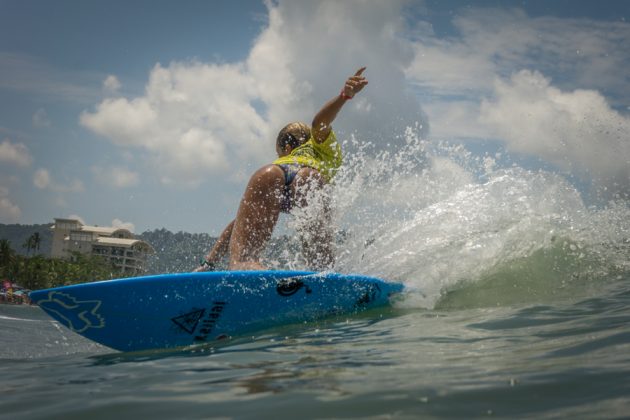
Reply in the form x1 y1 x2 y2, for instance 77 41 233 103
0 296 34 306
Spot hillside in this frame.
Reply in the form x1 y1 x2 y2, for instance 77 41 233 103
139 228 218 274
0 224 53 256
139 229 301 274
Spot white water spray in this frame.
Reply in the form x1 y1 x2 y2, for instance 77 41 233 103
284 127 630 308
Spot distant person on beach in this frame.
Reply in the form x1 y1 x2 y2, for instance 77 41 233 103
195 67 369 272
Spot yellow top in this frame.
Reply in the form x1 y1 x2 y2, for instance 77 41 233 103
272 130 342 182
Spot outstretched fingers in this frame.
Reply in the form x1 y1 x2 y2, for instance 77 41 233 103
344 68 368 97
354 67 367 76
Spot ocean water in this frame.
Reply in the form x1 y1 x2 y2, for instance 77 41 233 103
2 135 629 419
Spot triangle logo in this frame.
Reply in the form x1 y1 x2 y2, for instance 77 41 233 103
171 309 205 334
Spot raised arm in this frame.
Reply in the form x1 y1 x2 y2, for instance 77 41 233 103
311 67 368 144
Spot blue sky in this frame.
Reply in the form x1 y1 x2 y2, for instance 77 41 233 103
1 0 628 234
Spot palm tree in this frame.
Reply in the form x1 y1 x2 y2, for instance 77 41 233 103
32 232 41 253
22 236 33 255
22 233 41 256
0 239 15 268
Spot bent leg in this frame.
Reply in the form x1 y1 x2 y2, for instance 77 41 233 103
229 165 285 270
292 167 334 270
194 219 235 272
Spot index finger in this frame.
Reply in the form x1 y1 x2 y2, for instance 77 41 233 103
354 67 367 76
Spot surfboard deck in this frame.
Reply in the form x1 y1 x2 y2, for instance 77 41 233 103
29 271 404 352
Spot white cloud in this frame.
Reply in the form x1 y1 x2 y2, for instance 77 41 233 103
0 185 21 223
422 100 487 140
80 97 158 148
406 8 630 102
92 165 139 188
248 0 427 141
33 168 85 193
480 70 630 196
77 2 630 200
112 218 135 233
33 168 51 189
81 62 262 187
80 0 427 188
0 197 21 223
406 38 496 96
403 7 630 197
103 75 121 93
32 108 52 128
0 139 33 167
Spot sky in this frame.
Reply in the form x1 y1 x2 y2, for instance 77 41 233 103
0 0 628 234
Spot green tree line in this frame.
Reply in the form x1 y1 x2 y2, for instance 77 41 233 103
1 238 115 290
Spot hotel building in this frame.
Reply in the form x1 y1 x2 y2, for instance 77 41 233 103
50 218 154 274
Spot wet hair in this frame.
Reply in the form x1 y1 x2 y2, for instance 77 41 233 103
276 122 311 151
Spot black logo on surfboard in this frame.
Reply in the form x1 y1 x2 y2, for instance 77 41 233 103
171 309 205 334
276 277 312 297
171 301 227 340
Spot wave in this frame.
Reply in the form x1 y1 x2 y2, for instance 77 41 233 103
436 237 628 310
285 128 630 309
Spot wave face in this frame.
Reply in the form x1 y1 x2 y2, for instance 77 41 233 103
286 128 630 309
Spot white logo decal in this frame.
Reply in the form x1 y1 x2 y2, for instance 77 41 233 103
39 291 105 333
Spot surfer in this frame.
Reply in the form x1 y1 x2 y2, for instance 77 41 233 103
195 67 368 271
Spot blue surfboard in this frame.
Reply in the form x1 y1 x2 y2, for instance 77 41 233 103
29 271 404 352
